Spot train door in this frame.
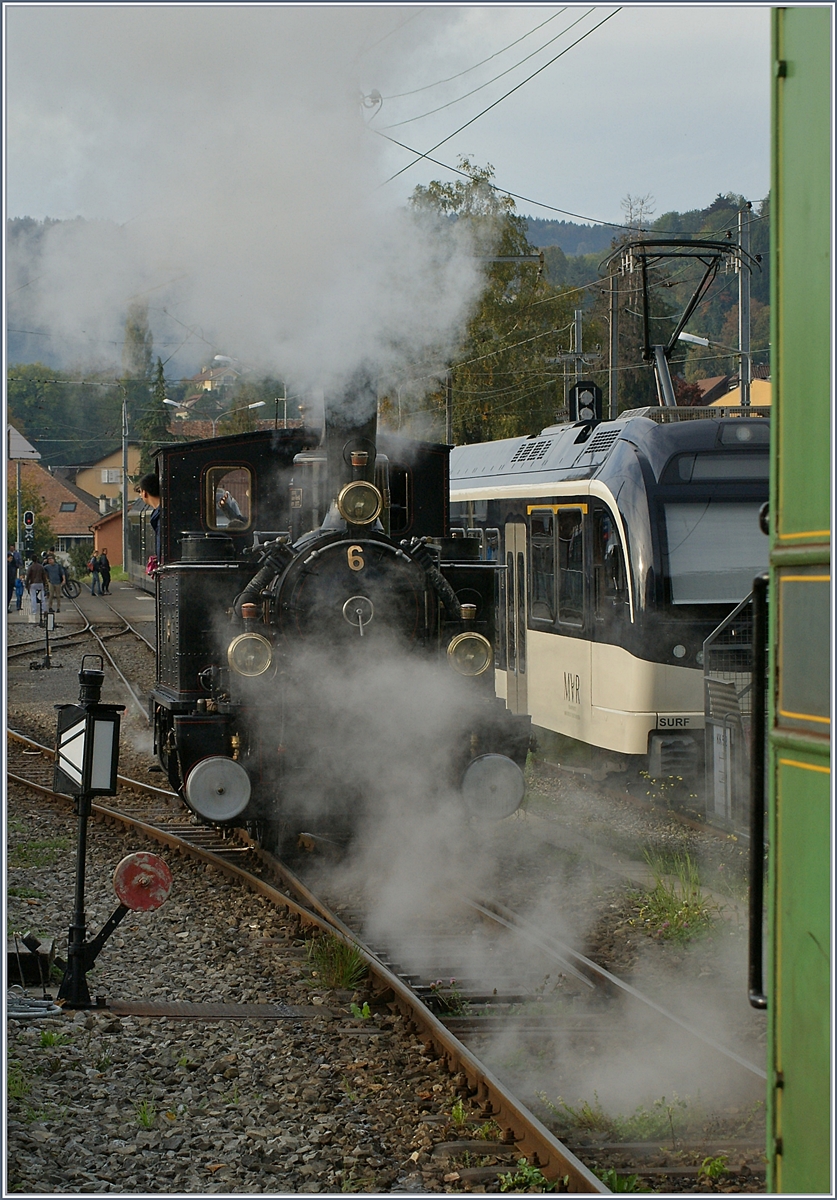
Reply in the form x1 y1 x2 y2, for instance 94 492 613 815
504 521 528 715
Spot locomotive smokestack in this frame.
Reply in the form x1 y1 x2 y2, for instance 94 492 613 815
324 367 378 503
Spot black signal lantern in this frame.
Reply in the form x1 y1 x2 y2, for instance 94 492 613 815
54 655 127 1007
23 509 35 529
569 381 603 423
54 657 124 797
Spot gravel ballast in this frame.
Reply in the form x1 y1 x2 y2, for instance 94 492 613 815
7 781 481 1195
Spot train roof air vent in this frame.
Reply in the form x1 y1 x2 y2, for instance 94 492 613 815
583 428 622 454
510 439 551 466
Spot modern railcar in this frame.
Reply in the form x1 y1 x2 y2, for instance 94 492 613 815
450 405 770 785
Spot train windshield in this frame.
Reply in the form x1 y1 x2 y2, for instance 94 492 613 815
663 501 767 604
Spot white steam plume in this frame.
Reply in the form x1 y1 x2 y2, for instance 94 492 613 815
6 6 485 392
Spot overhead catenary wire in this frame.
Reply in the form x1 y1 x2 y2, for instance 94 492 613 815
380 9 592 129
383 7 622 186
379 9 567 101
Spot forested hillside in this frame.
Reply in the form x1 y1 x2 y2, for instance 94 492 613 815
7 187 770 458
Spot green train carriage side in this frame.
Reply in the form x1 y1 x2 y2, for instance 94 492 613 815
759 7 832 1193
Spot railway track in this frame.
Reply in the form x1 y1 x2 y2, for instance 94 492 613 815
8 598 155 721
7 729 767 1190
6 730 606 1192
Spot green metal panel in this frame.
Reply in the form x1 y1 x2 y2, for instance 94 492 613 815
768 8 832 1194
772 753 832 1192
771 7 832 545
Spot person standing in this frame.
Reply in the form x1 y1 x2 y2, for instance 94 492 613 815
25 554 47 615
43 553 67 613
7 549 17 612
99 548 112 594
89 551 102 596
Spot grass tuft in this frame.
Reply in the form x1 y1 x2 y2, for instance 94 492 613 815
630 850 721 943
307 934 367 990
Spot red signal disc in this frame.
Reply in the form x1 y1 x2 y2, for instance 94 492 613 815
113 852 173 911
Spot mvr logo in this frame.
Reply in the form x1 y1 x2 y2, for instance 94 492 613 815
564 673 581 704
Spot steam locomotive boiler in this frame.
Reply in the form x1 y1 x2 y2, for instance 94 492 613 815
148 378 531 852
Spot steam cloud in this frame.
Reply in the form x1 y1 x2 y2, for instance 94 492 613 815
6 6 485 394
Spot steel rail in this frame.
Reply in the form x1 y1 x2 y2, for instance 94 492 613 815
7 729 178 801
100 598 156 653
470 898 766 1081
7 730 607 1193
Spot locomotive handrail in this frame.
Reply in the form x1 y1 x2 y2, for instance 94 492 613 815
748 572 769 1010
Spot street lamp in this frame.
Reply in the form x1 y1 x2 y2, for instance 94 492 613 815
677 332 753 405
163 398 188 418
678 330 752 360
209 400 266 437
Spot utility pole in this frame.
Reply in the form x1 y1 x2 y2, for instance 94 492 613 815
546 309 602 417
609 274 619 419
445 372 453 444
121 389 129 575
16 462 22 554
573 309 584 382
739 203 752 408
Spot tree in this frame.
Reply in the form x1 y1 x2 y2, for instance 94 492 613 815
136 358 175 474
121 300 153 428
404 159 581 442
6 364 123 466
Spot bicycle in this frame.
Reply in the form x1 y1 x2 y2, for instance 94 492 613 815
61 577 81 600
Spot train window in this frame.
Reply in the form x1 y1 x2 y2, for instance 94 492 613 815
495 564 506 668
664 501 767 603
389 465 410 533
517 552 526 673
205 467 252 531
529 512 555 622
450 499 488 525
593 508 628 620
506 551 516 672
665 452 769 483
557 508 584 626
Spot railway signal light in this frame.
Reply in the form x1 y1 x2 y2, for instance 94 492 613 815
23 509 35 529
569 381 602 423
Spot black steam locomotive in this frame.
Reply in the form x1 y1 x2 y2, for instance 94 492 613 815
145 379 531 852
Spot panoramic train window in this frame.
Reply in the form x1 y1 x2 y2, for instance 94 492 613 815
529 511 555 621
664 452 769 484
664 501 767 603
593 508 628 620
205 466 252 531
557 508 584 626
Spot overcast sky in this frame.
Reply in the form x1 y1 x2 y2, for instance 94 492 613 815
6 3 771 225
4 4 772 381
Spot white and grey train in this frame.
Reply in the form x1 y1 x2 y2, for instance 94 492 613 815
449 406 770 781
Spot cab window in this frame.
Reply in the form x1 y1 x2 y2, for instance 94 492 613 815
206 467 252 531
593 507 628 620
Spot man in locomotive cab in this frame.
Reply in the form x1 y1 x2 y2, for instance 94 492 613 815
137 472 162 563
215 487 245 529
